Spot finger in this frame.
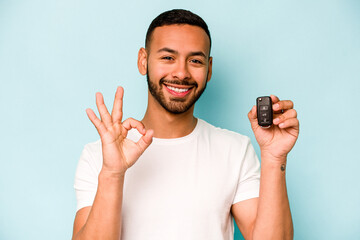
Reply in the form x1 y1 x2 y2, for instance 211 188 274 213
278 118 299 129
86 108 107 136
273 109 297 125
122 118 146 135
136 129 154 153
96 92 112 127
111 86 124 124
273 100 294 113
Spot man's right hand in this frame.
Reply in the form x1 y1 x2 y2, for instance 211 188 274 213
86 86 153 177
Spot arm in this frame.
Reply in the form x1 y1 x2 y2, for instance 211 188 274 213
252 155 293 239
232 95 298 240
72 173 125 240
72 87 153 240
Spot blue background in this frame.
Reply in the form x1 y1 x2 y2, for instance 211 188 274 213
0 0 359 239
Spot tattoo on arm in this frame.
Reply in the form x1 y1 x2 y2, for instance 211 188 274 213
281 164 286 171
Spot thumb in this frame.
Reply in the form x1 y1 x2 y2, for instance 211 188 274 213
136 129 154 153
248 105 259 130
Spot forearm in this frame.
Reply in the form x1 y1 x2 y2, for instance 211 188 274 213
252 155 293 240
73 171 125 240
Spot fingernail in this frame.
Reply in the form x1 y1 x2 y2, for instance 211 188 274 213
273 118 279 124
279 123 285 128
274 104 279 110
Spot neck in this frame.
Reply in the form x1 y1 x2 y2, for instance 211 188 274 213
141 93 197 139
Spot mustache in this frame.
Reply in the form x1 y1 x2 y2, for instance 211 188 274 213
160 78 198 87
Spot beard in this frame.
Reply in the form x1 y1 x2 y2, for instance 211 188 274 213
146 71 208 114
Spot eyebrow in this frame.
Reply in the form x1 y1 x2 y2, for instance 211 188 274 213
157 47 207 59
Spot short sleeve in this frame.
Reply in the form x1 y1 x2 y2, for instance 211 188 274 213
74 144 100 211
232 137 261 204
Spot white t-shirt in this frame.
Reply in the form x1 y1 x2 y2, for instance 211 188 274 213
74 119 260 240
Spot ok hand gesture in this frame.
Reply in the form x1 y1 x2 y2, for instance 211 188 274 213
86 87 153 177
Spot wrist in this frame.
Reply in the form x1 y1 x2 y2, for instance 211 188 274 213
260 150 287 163
99 169 126 181
260 153 287 172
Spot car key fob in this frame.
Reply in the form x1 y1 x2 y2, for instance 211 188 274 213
256 96 273 128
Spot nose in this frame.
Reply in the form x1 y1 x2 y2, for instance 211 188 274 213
171 60 191 80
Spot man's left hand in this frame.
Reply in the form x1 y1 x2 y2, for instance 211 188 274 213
248 95 299 162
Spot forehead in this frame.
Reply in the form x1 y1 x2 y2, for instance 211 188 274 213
148 24 210 56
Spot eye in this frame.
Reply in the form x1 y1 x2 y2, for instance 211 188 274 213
190 59 203 64
162 56 173 61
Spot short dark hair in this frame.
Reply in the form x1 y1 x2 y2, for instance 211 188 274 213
145 9 211 54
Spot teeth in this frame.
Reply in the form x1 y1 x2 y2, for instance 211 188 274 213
167 86 189 93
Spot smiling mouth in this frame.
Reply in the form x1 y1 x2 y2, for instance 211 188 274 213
166 85 190 93
163 83 194 97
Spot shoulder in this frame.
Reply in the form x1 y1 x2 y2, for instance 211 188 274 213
82 139 102 156
79 139 103 172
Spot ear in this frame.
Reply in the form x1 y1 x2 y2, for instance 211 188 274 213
138 47 148 76
206 56 213 82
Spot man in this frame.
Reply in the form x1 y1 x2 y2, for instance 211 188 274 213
72 9 299 240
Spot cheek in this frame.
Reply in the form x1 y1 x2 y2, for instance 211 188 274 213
191 67 208 85
148 61 171 79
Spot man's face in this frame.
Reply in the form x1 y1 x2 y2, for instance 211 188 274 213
144 24 212 114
